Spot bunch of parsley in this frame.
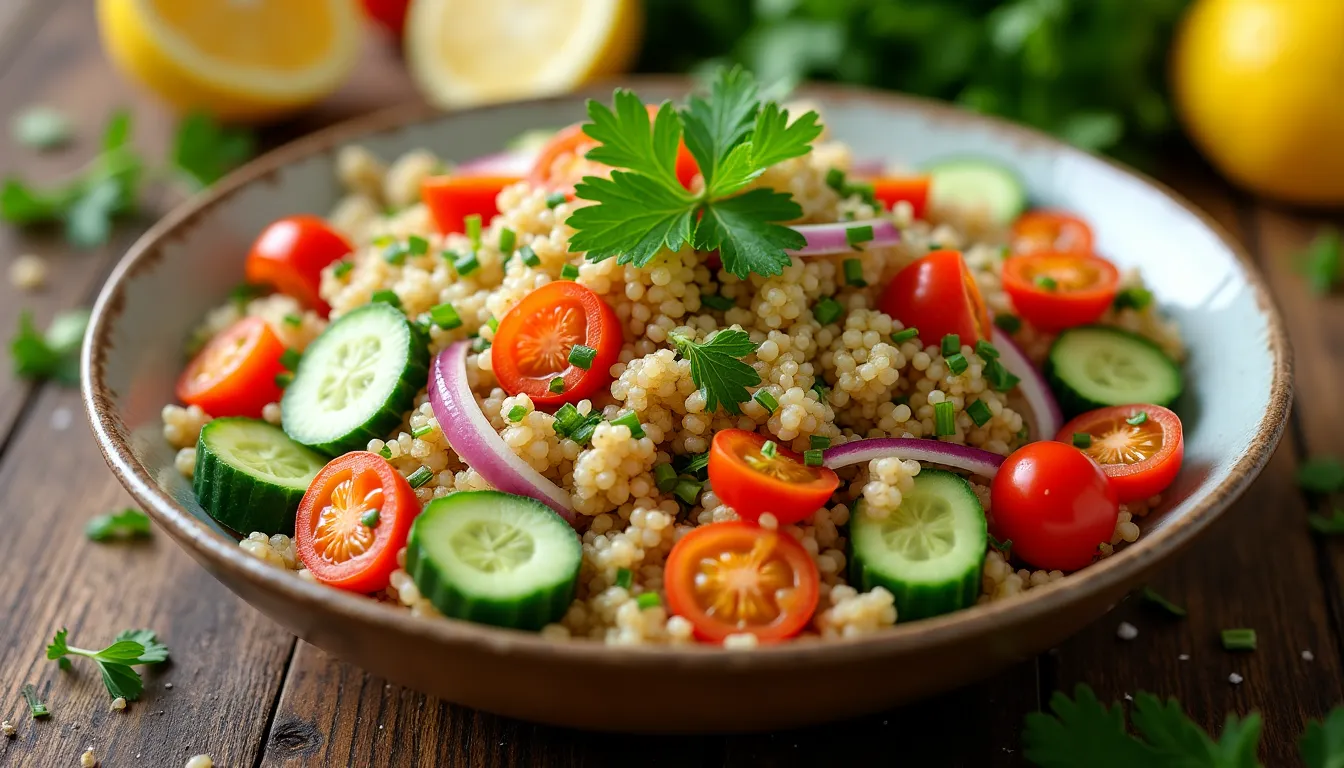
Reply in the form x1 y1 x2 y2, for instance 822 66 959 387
47 627 169 701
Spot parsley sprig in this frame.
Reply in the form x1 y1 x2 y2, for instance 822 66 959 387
568 67 822 279
669 328 761 414
85 508 153 542
46 628 169 701
11 308 88 385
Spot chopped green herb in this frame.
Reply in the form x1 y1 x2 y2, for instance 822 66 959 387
609 411 645 438
411 423 435 438
753 389 778 413
945 353 968 376
842 258 867 287
453 250 480 276
464 214 482 247
993 314 1021 334
941 334 960 357
701 293 736 311
274 371 294 388
171 110 254 189
370 289 401 308
471 336 492 353
552 403 583 435
519 244 541 267
280 348 302 370
407 466 433 489
548 377 565 394
379 445 392 460
809 435 831 450
13 106 72 150
1309 510 1344 535
1126 410 1148 426
383 242 408 265
1072 432 1092 449
282 313 303 327
10 308 89 386
811 380 830 401
560 263 580 280
967 399 992 427
506 405 527 423
615 568 633 589
974 340 999 361
683 452 711 476
21 683 49 718
673 478 703 505
934 401 956 436
1298 227 1343 295
825 168 846 191
890 327 918 345
1114 285 1154 311
486 316 499 333
1140 586 1187 617
654 463 679 492
986 359 1020 392
760 440 778 459
1221 628 1257 651
988 534 1012 553
333 260 353 279
430 302 463 330
360 509 380 527
846 225 874 250
545 191 567 209
813 296 844 325
1298 457 1344 494
1035 275 1058 291
568 344 596 370
804 448 824 467
498 227 516 253
636 592 661 610
669 329 760 415
406 235 429 256
86 508 152 542
46 628 169 701
893 395 910 407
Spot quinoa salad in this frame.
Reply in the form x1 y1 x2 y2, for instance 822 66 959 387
162 70 1187 647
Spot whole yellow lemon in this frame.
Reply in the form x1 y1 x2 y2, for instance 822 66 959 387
1171 0 1344 206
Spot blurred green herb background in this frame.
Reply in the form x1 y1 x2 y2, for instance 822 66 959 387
637 0 1190 165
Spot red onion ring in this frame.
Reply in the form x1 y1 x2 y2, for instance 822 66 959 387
456 150 536 178
787 218 900 257
823 437 1005 478
991 328 1063 440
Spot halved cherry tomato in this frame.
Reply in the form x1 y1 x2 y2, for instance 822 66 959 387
492 281 622 407
1001 251 1120 331
879 249 993 345
708 430 840 526
990 441 1119 571
295 452 422 593
868 175 931 219
360 0 410 36
1011 210 1094 255
176 316 286 418
1056 405 1184 503
422 175 523 236
529 105 698 195
664 521 820 643
245 215 353 315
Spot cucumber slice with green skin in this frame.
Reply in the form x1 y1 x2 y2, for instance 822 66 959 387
925 158 1027 226
407 490 580 631
1045 325 1183 418
193 418 328 536
281 302 429 456
848 468 987 621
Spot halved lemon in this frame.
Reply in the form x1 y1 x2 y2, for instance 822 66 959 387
96 0 362 123
405 0 642 108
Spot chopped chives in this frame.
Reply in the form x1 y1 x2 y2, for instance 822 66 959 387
333 260 353 279
371 289 401 308
810 435 831 450
636 592 661 609
945 353 968 376
934 401 956 436
21 683 49 718
283 313 302 327
654 463 678 492
486 316 499 333
280 349 302 370
407 466 433 489
1072 432 1093 449
453 250 480 276
967 399 992 427
1034 275 1058 291
824 167 846 191
519 244 541 267
609 411 645 438
974 340 999 360
545 191 567 208
986 360 1020 392
615 568 633 589
813 297 844 325
552 403 582 435
430 302 462 329
928 242 943 251
760 440 778 459
804 449 824 467
274 372 294 388
371 234 394 248
894 394 910 406
560 263 580 280
673 478 702 505
683 452 710 475
811 380 831 400
571 419 598 446
1127 410 1149 426
1141 587 1187 617
1221 628 1257 651
1114 285 1153 311
411 423 434 438
941 334 960 357
548 377 565 394
407 235 429 255
988 534 1012 553
846 225 874 249
993 313 1021 334
568 344 596 369
360 509 380 527
378 445 392 459
465 214 482 247
753 390 778 413
891 327 919 345
843 258 867 286
507 404 527 423
383 242 407 265
471 336 492 353
498 227 516 253
701 293 736 311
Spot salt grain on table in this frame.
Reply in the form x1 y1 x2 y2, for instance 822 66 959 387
1117 621 1138 640
1303 650 1315 661
1229 673 1244 685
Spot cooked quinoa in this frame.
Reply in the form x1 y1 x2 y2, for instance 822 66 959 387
176 87 1185 647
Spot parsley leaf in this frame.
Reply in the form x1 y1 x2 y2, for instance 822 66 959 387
693 187 804 274
86 508 153 542
1299 228 1343 295
681 66 761 189
1023 685 1156 767
46 627 169 701
568 172 695 265
11 308 89 385
1310 511 1344 536
12 106 72 150
1131 693 1262 767
669 328 761 415
172 111 255 189
582 92 688 197
1299 457 1344 494
1301 706 1344 768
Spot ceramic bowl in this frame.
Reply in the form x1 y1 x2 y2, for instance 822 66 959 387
82 78 1291 733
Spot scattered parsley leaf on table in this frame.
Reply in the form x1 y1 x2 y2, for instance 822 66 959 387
1309 511 1344 536
85 508 153 542
12 106 73 150
1301 706 1344 768
172 110 255 189
11 308 89 385
46 628 169 701
1131 693 1262 767
1023 685 1157 767
1299 228 1343 295
668 328 761 415
1299 457 1344 494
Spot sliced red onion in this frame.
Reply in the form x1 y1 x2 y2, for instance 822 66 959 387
430 342 576 523
788 218 900 257
455 150 536 177
991 328 1063 441
849 158 887 177
823 437 1004 478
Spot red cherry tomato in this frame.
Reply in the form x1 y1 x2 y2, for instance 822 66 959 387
176 316 286 419
879 249 993 345
296 452 422 593
422 175 522 236
492 281 622 407
529 105 698 195
360 0 410 36
1011 210 1094 255
244 215 353 315
990 441 1119 571
707 430 840 526
1056 405 1184 503
664 521 820 643
868 176 931 219
1001 251 1120 331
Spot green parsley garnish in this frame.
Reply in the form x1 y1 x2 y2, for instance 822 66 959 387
507 404 527 423
360 509 380 527
1114 285 1154 311
47 628 169 701
1298 457 1344 494
171 110 255 189
280 348 302 370
1309 510 1344 536
669 328 760 415
13 106 72 150
10 308 88 385
567 67 821 280
993 313 1022 334
85 508 152 542
1140 586 1186 617
21 683 49 718
1299 227 1343 295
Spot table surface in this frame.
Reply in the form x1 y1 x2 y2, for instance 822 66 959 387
3 2 1343 766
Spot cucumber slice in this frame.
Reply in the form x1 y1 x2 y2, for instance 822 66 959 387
406 490 580 630
193 418 328 536
1045 325 1183 417
848 469 987 621
925 158 1027 225
281 303 429 455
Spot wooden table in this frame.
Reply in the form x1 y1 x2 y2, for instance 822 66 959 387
2 2 1341 765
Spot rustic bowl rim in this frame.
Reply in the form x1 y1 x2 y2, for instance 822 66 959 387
82 76 1292 670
